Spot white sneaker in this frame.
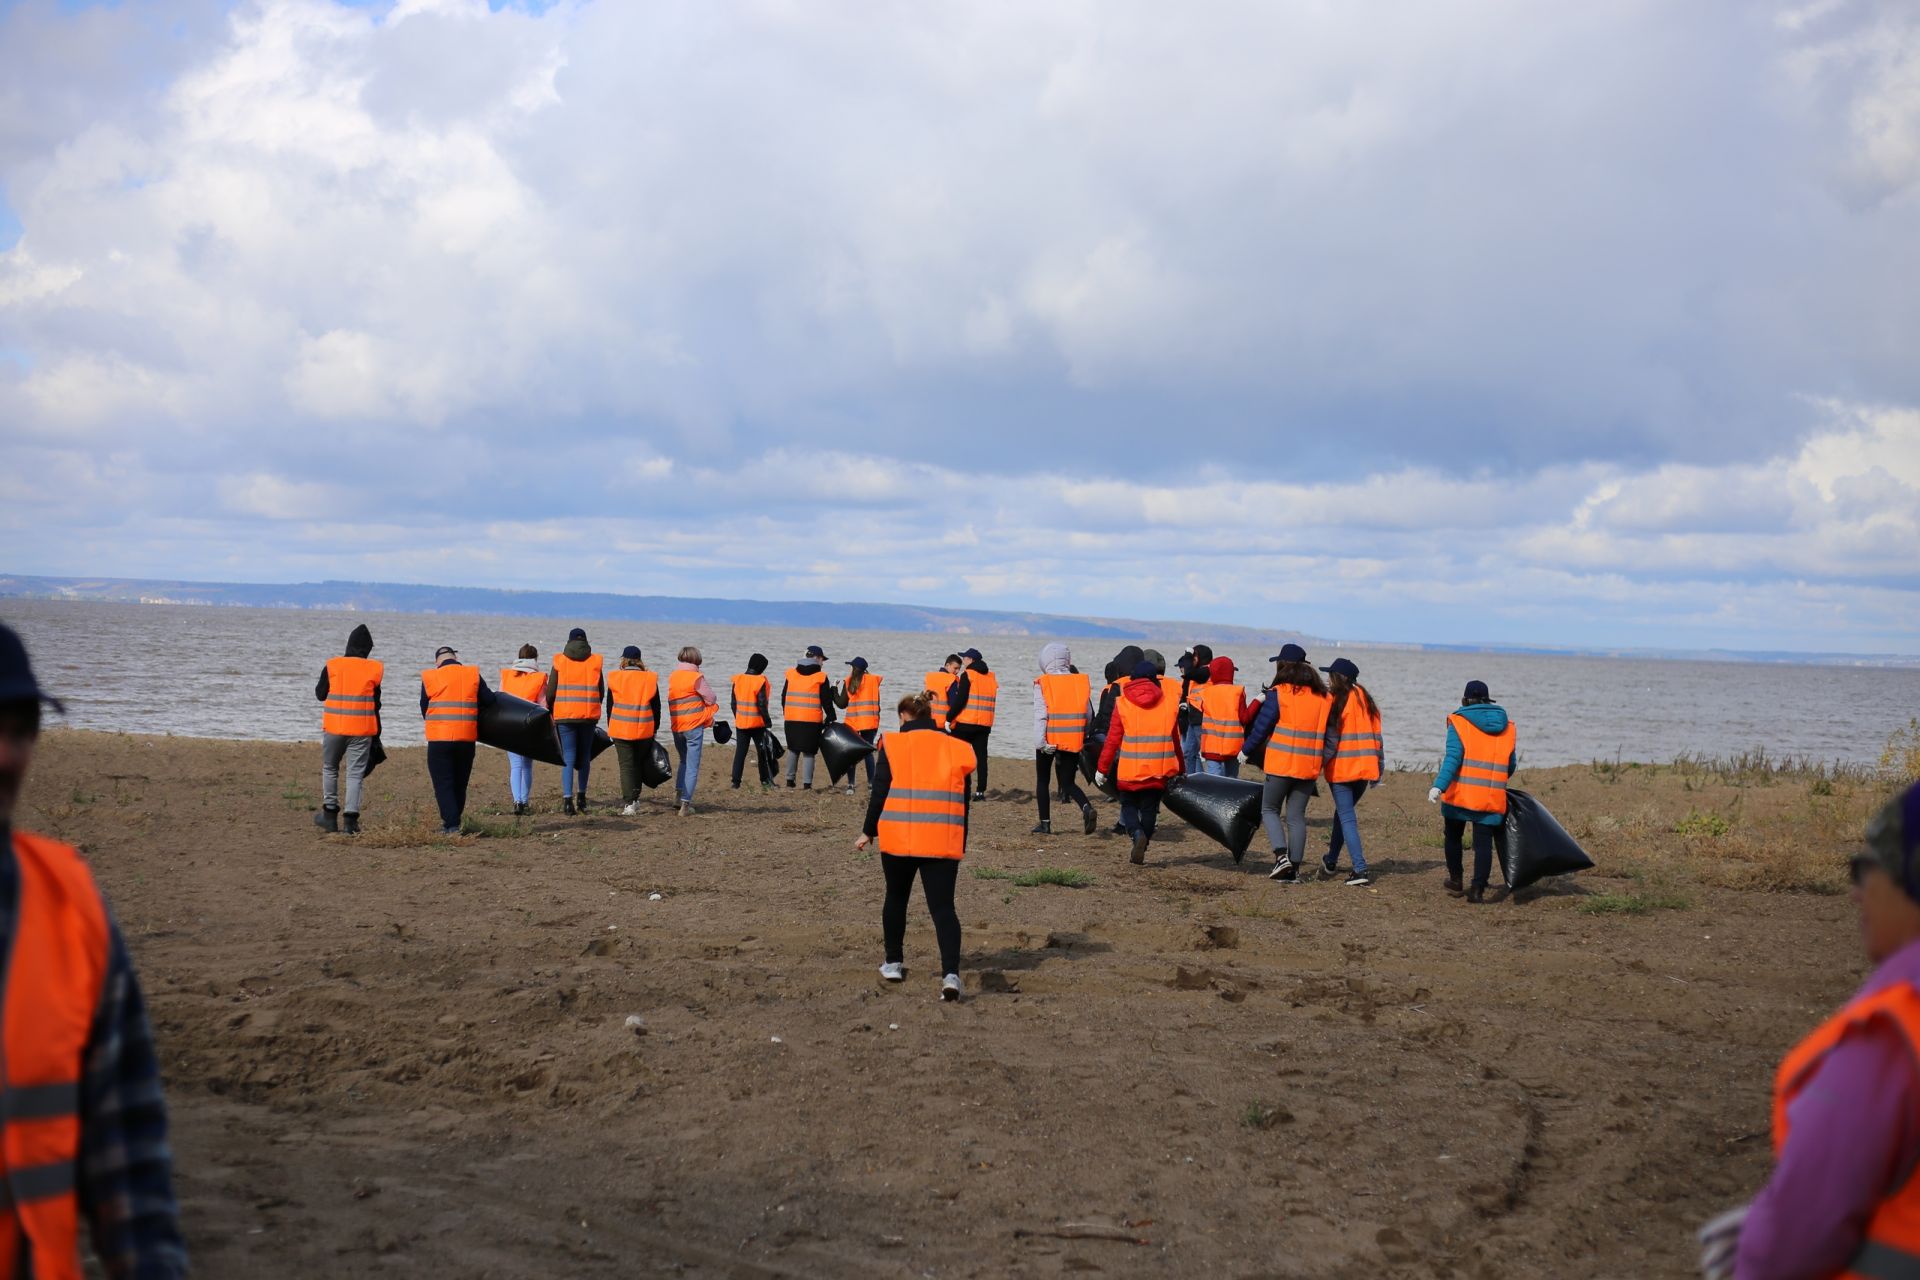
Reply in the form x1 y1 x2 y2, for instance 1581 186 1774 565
845 784 856 795
879 962 905 982
678 801 694 816
940 973 962 1002
621 802 639 816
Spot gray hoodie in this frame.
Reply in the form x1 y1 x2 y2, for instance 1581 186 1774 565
1032 643 1082 744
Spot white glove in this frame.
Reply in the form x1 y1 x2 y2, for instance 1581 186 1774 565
1040 743 1057 755
1094 771 1108 787
1697 1204 1746 1280
1427 786 1443 804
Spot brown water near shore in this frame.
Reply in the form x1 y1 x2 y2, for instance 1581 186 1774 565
22 730 1891 1277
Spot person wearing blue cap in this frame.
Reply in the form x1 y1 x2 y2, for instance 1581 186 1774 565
831 657 883 793
1241 643 1333 880
782 645 835 788
1318 657 1383 887
0 624 188 1277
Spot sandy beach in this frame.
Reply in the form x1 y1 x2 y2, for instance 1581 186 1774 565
20 729 1894 1277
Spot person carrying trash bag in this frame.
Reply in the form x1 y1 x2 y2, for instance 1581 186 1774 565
1032 642 1098 837
1092 645 1147 834
498 644 547 815
854 690 977 1002
604 647 661 816
1096 659 1185 865
667 647 719 816
731 654 777 790
783 645 836 789
546 627 603 815
314 622 382 835
946 648 998 798
925 655 962 731
1427 679 1515 903
1242 643 1333 882
1318 657 1383 886
1195 655 1253 779
830 658 883 794
421 645 497 836
1697 782 1920 1280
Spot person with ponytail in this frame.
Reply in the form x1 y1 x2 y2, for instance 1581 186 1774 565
1241 643 1333 882
1317 657 1383 886
498 643 546 815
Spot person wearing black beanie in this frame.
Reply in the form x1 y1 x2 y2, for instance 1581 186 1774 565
732 653 777 789
313 624 382 834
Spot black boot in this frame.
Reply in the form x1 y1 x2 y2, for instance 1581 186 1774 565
1130 830 1149 865
574 792 587 814
342 812 360 835
314 804 339 833
1031 820 1052 835
1466 884 1487 904
1081 803 1097 836
563 796 576 816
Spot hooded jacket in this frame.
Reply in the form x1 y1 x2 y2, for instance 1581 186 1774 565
1095 677 1185 789
1093 645 1147 739
1032 643 1082 744
544 635 602 711
1433 702 1514 825
782 661 837 723
946 657 992 725
314 624 381 714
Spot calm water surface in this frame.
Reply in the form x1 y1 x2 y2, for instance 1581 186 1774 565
6 599 1915 768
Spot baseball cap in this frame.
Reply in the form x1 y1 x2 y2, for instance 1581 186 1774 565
1269 643 1307 663
1463 679 1491 701
1320 657 1360 681
847 657 868 669
434 645 459 661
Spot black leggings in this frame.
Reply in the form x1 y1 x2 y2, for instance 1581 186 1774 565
881 853 961 975
731 726 774 785
950 725 990 793
1034 750 1089 822
1444 817 1509 890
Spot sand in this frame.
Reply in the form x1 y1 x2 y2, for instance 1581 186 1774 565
19 729 1885 1278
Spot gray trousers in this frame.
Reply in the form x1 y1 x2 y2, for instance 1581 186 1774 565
1260 774 1314 865
321 733 373 813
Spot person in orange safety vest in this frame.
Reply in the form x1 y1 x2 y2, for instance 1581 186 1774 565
420 644 497 836
499 642 547 815
1426 678 1515 903
313 621 383 834
1095 659 1185 866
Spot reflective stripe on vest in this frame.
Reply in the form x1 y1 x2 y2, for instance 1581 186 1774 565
551 653 604 721
1037 673 1091 751
606 669 660 741
1114 691 1181 785
1326 693 1384 783
926 672 956 726
2 831 110 1280
1197 684 1246 759
420 664 481 742
955 671 998 728
875 732 976 859
1775 981 1920 1280
668 670 715 733
321 656 384 736
844 674 883 731
1261 687 1333 780
785 670 827 724
732 675 769 729
1440 714 1515 814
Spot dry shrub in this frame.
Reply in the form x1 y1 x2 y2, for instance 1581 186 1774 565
350 805 473 849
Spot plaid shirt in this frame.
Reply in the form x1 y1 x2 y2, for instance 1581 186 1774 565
3 826 187 1278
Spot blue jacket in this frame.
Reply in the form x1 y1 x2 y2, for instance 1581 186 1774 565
1432 702 1515 826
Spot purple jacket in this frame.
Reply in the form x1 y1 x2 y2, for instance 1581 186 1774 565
1738 937 1920 1279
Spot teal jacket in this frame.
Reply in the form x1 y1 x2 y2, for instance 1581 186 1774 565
1432 702 1515 826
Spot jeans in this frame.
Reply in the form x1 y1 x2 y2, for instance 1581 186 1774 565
732 726 774 786
1445 817 1509 890
1181 725 1203 774
950 724 991 794
1325 780 1370 873
1260 775 1314 865
1034 750 1090 823
426 741 475 830
850 727 877 784
508 752 533 805
881 853 961 976
1119 789 1163 838
1201 756 1241 778
556 721 595 797
320 732 372 813
673 730 703 804
785 750 817 787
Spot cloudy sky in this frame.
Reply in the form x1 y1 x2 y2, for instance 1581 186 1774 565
2 0 1917 653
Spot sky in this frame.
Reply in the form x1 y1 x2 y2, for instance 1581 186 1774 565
1 0 1917 654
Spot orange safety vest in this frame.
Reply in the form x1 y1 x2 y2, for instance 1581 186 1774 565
926 671 956 727
498 666 546 704
321 656 383 736
1196 683 1247 760
1160 676 1183 711
844 674 883 732
550 653 604 722
1326 692 1384 783
1036 673 1091 751
667 669 715 733
875 730 977 859
421 664 482 742
1441 714 1515 814
785 669 827 724
1774 981 1920 1280
1114 691 1182 786
954 670 998 729
606 668 660 740
732 675 769 730
2 831 111 1280
1261 685 1333 780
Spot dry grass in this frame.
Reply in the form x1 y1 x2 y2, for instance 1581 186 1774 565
348 804 475 849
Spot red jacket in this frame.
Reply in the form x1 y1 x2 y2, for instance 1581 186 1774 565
1097 677 1186 790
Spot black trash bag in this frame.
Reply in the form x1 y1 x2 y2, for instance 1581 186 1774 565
591 725 613 760
1079 736 1101 782
766 729 785 763
364 735 388 779
712 720 732 745
479 692 563 766
820 722 876 785
1501 789 1594 891
638 740 673 788
1163 773 1263 859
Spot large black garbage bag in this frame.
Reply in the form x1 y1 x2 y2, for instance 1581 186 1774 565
766 729 785 763
364 735 388 778
638 739 672 788
1079 737 1118 797
1502 789 1594 891
820 722 876 785
1163 773 1263 859
480 693 562 765
591 726 613 759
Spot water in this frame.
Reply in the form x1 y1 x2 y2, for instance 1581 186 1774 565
5 598 1915 768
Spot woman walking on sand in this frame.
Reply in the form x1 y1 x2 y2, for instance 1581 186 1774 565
782 645 835 789
1194 655 1253 779
498 643 546 815
731 653 776 790
667 646 719 816
1318 657 1383 886
1242 643 1333 882
546 627 603 814
605 646 660 816
1095 658 1184 865
1032 642 1098 836
832 657 883 794
855 691 977 1002
1428 679 1515 903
